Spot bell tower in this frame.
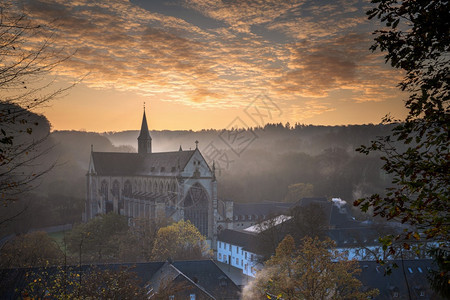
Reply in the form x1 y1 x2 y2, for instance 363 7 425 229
138 105 152 154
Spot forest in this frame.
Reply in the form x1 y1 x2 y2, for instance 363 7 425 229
0 106 399 236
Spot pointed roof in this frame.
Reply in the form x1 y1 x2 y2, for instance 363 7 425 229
138 110 151 140
91 150 196 176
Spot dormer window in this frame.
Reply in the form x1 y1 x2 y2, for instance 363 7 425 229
161 167 165 172
219 277 227 287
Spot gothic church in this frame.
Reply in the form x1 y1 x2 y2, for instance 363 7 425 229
85 110 218 242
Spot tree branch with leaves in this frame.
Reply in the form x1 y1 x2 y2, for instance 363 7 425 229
0 2 74 224
354 0 449 297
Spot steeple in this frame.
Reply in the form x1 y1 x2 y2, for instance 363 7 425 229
138 105 152 154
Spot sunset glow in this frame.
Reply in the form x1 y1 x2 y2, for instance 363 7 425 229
22 0 408 131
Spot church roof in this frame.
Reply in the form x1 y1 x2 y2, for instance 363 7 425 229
91 150 195 176
138 110 151 140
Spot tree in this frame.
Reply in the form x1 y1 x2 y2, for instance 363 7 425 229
354 0 449 290
254 214 292 261
66 213 128 263
79 266 147 299
255 204 328 261
21 266 81 300
151 220 210 261
21 266 147 299
118 216 171 262
0 231 64 268
0 1 72 221
288 203 327 240
247 235 378 300
283 183 314 202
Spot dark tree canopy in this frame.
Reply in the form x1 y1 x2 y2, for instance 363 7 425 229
355 0 449 296
0 2 72 217
247 235 378 300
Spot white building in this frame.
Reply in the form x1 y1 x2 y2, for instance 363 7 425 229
216 216 292 277
216 229 263 277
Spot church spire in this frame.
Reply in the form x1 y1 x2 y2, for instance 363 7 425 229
138 104 152 154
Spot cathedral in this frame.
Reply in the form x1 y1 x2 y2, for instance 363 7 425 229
85 110 219 243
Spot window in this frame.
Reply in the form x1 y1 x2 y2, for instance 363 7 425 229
219 253 222 259
229 244 231 251
190 294 196 300
245 252 247 259
219 278 227 287
100 180 109 201
183 183 209 236
112 180 120 197
169 296 174 300
236 258 239 265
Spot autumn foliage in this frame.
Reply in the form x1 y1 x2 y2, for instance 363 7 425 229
247 235 378 300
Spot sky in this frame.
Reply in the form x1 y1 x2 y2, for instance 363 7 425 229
19 0 408 132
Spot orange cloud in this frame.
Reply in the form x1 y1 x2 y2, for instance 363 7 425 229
18 0 405 125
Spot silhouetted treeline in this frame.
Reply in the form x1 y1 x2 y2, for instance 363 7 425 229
1 118 400 235
105 123 396 208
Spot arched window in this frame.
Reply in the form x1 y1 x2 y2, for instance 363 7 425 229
159 182 163 194
100 180 108 201
154 182 158 194
91 180 97 197
112 180 120 197
183 183 209 236
124 180 132 196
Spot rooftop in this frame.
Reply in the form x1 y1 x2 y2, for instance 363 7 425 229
90 150 195 176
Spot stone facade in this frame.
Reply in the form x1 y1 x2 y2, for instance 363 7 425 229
85 111 218 243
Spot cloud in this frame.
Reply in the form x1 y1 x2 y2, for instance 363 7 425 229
18 0 404 123
185 0 305 33
271 33 401 102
